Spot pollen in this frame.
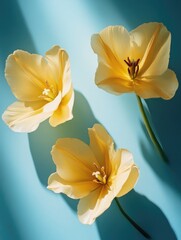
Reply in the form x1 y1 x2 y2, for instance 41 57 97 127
39 81 57 102
42 88 50 96
92 165 107 184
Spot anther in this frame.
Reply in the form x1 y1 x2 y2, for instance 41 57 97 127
124 57 140 79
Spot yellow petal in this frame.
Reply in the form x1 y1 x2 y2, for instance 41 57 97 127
110 149 139 197
51 138 97 182
2 92 62 132
49 86 74 127
78 186 114 224
131 22 171 76
88 124 114 174
135 69 179 99
48 173 97 199
45 45 72 96
91 26 131 77
116 165 139 197
5 50 57 101
95 62 134 95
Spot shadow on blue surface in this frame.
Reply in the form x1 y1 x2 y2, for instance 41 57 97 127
0 192 21 240
0 0 36 240
97 190 177 240
1 0 180 239
29 91 177 240
28 91 98 186
110 0 181 186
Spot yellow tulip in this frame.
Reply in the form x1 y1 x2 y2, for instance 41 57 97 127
48 124 139 224
91 22 178 99
2 46 74 132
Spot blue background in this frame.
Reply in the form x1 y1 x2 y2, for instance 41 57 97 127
0 0 181 239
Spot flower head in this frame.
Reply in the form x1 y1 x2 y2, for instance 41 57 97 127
2 46 74 132
91 22 178 99
48 124 139 224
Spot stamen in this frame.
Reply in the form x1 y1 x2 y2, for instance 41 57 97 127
92 165 107 184
124 57 140 79
39 80 57 101
42 88 50 96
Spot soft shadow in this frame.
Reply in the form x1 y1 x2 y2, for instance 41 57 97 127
110 0 181 184
97 190 177 240
139 121 181 194
0 0 36 63
0 1 36 240
0 192 22 240
28 91 99 211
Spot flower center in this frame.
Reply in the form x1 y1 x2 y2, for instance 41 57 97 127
39 81 57 101
124 57 140 79
92 165 107 184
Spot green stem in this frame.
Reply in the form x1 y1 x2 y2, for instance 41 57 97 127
115 198 151 239
136 95 169 163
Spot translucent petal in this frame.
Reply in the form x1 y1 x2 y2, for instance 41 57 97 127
131 22 171 76
45 45 72 95
78 186 114 224
5 50 57 101
135 69 179 99
48 173 97 199
49 86 74 126
88 124 114 174
116 166 139 197
51 138 97 182
2 92 62 132
109 149 139 197
91 26 131 77
95 62 134 95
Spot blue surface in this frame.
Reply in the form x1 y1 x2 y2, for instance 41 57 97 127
0 0 181 239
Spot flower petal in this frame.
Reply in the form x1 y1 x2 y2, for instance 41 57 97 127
88 124 114 174
95 61 134 95
78 186 114 224
45 45 72 96
5 50 57 101
2 92 62 132
131 22 171 76
135 69 179 99
110 149 139 197
91 26 131 79
49 86 74 127
116 166 139 197
48 173 97 199
51 138 97 182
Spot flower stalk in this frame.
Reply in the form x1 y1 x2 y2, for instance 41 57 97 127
136 95 169 164
115 198 151 239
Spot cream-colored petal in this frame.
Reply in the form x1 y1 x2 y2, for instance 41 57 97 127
5 50 57 101
88 124 114 174
2 101 48 132
95 62 134 95
51 138 97 182
135 69 179 99
49 85 74 127
2 92 62 132
45 46 72 95
116 165 139 197
109 149 139 197
78 186 114 224
47 173 97 199
91 26 130 76
131 22 171 76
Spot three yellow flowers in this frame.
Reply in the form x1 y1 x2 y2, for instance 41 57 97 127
2 22 179 226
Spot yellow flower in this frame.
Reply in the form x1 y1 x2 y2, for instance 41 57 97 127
2 46 74 132
48 124 139 224
91 22 178 99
